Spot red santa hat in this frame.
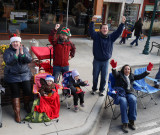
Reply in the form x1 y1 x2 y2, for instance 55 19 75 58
10 34 21 44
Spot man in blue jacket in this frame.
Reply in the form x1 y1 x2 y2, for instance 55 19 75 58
89 16 126 96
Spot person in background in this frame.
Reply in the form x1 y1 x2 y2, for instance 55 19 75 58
130 18 143 46
89 15 126 96
3 33 32 123
119 27 131 44
110 59 153 133
48 24 76 83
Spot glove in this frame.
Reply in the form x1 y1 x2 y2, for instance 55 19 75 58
147 62 153 71
110 59 117 68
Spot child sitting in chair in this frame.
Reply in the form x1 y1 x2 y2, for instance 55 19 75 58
25 75 60 122
69 69 88 112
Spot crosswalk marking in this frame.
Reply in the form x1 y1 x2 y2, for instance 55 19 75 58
133 127 160 135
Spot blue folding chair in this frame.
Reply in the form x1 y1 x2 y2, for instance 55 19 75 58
133 67 160 109
104 73 121 120
60 71 73 109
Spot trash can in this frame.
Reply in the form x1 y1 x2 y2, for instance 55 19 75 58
30 39 39 60
0 84 5 128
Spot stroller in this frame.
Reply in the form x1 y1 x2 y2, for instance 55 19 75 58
31 44 53 74
24 73 60 127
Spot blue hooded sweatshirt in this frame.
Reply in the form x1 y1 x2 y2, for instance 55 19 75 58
89 22 124 61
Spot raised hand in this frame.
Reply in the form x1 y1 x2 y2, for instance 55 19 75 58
92 16 97 22
55 24 60 30
15 46 19 56
19 44 24 55
121 16 126 24
110 59 117 68
147 62 153 71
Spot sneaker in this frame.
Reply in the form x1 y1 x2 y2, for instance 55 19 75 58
122 123 129 133
99 92 104 96
74 106 79 112
129 120 136 130
91 91 95 95
80 103 84 107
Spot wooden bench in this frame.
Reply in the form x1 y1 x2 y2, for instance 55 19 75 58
149 42 160 56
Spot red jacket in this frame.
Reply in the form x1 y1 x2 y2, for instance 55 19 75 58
122 29 131 38
48 29 76 67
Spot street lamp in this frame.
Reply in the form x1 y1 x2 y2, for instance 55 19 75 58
142 0 160 55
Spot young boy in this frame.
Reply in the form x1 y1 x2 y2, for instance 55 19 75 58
68 69 88 112
119 27 131 44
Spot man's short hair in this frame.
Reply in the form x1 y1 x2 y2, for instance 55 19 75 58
100 23 108 29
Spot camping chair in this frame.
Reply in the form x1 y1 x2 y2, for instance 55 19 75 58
61 71 73 109
61 71 89 109
104 73 121 120
133 67 160 109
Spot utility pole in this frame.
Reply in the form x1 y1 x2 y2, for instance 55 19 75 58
142 0 160 55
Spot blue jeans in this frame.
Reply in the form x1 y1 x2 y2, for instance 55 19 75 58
115 94 137 123
92 59 109 92
53 66 69 83
130 36 139 46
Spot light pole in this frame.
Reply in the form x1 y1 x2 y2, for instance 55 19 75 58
142 0 160 55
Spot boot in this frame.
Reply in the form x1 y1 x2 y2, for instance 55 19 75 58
12 98 21 123
24 96 31 113
122 123 128 133
129 120 136 130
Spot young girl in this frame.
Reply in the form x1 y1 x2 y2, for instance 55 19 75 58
25 75 60 122
68 69 88 112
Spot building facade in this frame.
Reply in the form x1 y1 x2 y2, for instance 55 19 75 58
102 0 144 30
141 0 160 33
0 0 94 35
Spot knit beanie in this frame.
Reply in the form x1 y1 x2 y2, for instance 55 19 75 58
60 27 71 36
45 75 54 82
72 69 79 79
10 34 21 44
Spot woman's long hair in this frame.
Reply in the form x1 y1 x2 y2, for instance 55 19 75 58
120 64 132 75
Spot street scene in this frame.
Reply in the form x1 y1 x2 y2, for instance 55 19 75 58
0 0 160 135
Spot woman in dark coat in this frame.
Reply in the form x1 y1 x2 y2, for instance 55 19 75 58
130 18 143 46
3 33 32 123
110 59 153 133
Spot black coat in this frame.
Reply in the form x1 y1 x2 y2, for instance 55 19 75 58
133 21 143 36
112 69 149 95
68 76 87 92
3 45 32 83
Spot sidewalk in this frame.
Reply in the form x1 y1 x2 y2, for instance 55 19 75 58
0 36 160 135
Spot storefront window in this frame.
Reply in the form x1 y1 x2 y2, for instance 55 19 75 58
40 0 93 35
107 3 121 30
124 4 139 25
0 0 93 35
144 5 160 22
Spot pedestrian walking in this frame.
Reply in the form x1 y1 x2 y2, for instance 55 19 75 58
119 27 131 44
48 24 76 83
89 15 126 96
130 18 143 46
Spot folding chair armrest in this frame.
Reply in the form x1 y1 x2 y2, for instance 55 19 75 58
133 81 142 88
146 76 158 83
